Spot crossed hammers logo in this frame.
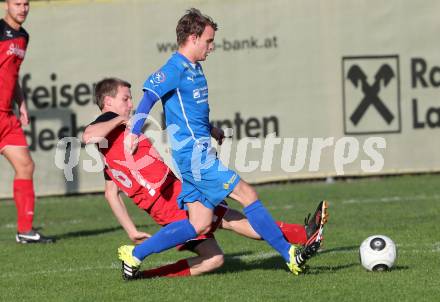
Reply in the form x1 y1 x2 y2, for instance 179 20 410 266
347 64 395 126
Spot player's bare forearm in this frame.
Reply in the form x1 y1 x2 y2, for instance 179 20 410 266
220 208 261 240
104 181 149 243
82 116 127 144
14 82 29 125
14 81 26 106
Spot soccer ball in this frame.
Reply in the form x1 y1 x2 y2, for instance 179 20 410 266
359 235 397 271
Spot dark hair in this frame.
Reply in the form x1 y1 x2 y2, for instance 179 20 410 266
94 78 131 110
176 8 217 46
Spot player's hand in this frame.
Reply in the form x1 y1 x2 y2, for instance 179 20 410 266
129 231 151 244
211 127 225 145
124 132 139 155
19 106 29 126
119 116 130 126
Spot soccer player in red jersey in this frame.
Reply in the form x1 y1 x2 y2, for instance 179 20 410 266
82 78 328 279
0 0 54 243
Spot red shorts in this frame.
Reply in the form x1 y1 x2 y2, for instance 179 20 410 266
137 179 228 251
143 180 187 225
0 111 28 153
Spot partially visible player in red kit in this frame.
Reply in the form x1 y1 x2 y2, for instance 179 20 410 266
0 0 54 243
82 78 328 279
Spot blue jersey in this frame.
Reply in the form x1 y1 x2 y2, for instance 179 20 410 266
143 52 212 171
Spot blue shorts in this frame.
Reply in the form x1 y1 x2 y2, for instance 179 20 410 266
177 158 240 210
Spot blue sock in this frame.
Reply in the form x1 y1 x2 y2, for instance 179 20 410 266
244 200 291 262
132 219 197 261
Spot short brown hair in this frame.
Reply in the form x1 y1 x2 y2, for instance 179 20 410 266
176 8 217 46
94 78 131 110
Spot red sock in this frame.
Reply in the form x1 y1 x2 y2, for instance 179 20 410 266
276 221 307 245
140 259 191 278
13 179 35 233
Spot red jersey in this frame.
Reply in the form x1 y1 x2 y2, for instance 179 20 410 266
91 111 177 209
0 19 28 112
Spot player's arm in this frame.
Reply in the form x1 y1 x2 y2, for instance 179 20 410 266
14 81 29 126
124 90 160 154
125 66 180 154
82 113 127 144
104 180 151 243
130 90 160 135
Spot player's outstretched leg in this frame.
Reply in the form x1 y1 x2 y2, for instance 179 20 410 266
118 245 141 280
117 219 197 280
286 201 329 275
286 241 321 275
279 200 329 247
304 200 329 246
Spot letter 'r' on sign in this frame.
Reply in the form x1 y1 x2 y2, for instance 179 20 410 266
342 55 401 135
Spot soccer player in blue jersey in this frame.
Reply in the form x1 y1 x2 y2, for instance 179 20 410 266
119 8 328 278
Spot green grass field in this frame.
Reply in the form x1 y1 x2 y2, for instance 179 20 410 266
1 174 440 301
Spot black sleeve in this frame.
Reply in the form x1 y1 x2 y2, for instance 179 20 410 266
103 168 112 181
90 111 119 126
0 20 29 42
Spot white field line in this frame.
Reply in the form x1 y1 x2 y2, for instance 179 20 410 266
341 194 440 205
0 262 120 279
320 242 440 254
264 193 440 210
1 219 83 229
432 242 440 252
230 251 279 261
0 197 97 207
266 205 294 210
2 223 15 229
1 243 439 279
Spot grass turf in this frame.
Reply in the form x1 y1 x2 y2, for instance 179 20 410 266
1 174 439 301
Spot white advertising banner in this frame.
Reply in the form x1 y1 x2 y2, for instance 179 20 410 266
1 0 439 197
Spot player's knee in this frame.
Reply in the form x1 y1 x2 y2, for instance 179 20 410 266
190 217 213 235
193 254 224 276
194 223 212 235
219 218 231 230
201 254 224 273
208 254 224 270
26 160 35 175
237 182 259 205
246 186 258 202
17 159 35 177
